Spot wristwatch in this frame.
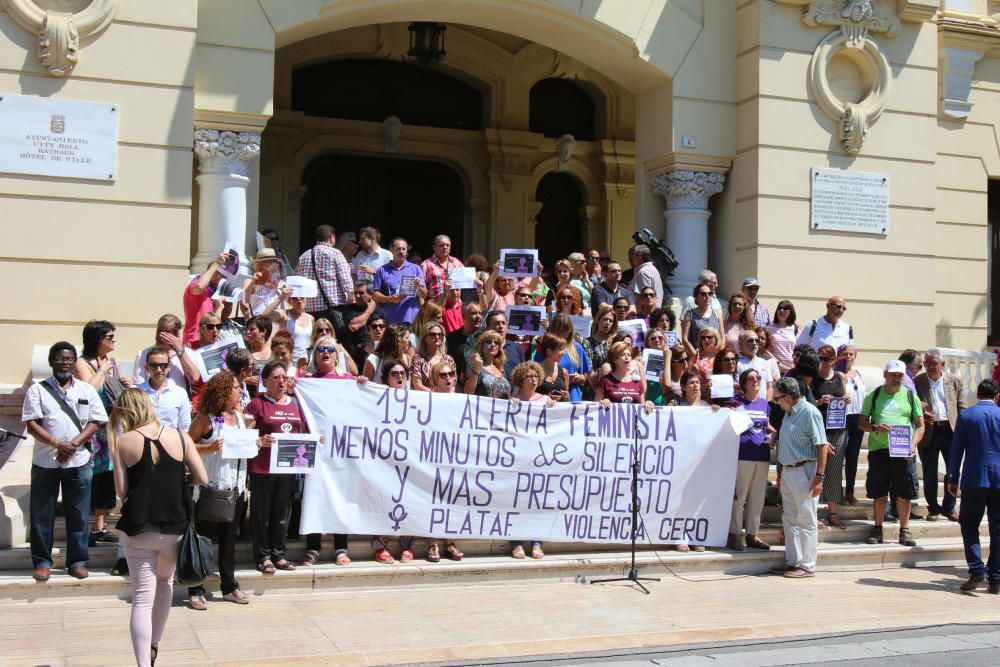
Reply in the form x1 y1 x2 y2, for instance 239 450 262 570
176 347 186 357
815 472 826 480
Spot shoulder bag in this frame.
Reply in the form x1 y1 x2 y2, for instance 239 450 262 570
175 429 217 586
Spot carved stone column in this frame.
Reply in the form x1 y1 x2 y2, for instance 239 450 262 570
192 129 261 274
650 170 725 297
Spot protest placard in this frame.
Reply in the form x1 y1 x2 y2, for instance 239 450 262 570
499 249 538 278
220 427 260 459
506 305 546 337
269 433 320 473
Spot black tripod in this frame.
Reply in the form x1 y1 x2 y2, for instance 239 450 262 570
590 410 660 594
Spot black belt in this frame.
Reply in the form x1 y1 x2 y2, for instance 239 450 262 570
784 460 815 468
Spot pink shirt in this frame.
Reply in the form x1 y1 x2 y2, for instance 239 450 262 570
183 278 214 345
766 324 798 370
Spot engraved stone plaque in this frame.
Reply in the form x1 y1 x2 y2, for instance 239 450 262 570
810 167 889 235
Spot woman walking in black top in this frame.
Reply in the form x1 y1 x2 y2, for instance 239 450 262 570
111 389 207 666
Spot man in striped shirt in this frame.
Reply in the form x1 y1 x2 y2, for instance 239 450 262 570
421 235 464 300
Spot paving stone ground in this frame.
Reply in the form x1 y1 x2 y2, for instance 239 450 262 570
4 564 999 666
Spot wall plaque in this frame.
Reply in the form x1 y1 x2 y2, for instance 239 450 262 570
810 167 889 235
0 94 118 181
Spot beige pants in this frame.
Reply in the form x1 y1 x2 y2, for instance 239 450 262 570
730 460 770 535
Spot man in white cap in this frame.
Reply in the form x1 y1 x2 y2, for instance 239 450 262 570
742 278 771 327
860 360 925 547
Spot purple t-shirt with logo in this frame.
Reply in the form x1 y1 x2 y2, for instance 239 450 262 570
738 396 771 462
373 261 424 324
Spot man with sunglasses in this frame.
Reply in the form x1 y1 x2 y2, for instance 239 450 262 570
132 313 207 391
737 330 773 399
771 377 829 578
591 260 635 317
796 295 854 352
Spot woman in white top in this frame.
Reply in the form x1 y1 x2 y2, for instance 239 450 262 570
264 295 313 368
185 371 252 609
839 344 866 505
241 249 286 319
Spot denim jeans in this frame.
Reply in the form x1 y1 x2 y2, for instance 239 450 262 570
30 463 93 569
958 487 1000 584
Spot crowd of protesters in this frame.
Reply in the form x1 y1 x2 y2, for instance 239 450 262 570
22 223 1000 664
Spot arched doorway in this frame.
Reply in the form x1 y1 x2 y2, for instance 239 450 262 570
300 155 465 261
534 171 584 269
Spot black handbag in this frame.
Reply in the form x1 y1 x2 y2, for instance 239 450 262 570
175 432 217 586
195 459 241 523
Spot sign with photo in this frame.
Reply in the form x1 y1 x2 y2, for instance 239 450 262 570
499 249 538 278
642 349 665 382
198 338 246 380
616 319 648 348
269 433 320 474
217 242 242 281
505 305 546 337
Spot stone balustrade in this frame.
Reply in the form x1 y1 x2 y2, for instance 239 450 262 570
937 346 997 404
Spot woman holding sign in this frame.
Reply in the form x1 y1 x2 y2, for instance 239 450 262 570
642 329 673 406
245 361 309 574
729 369 774 552
811 344 850 529
427 361 465 562
186 371 252 608
542 314 592 403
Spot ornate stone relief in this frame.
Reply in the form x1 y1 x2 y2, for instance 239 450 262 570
1 0 120 77
798 0 898 154
650 170 725 210
194 129 262 177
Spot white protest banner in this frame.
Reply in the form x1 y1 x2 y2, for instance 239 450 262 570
449 267 477 289
286 275 318 298
198 338 246 380
270 433 320 473
221 427 259 459
499 249 538 278
296 380 748 546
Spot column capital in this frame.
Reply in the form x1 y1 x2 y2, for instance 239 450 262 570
194 128 261 176
650 170 725 210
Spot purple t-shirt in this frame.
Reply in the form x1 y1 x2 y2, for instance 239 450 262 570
373 261 424 324
738 396 771 462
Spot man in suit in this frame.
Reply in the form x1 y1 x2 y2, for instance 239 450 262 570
914 348 967 521
947 379 1000 593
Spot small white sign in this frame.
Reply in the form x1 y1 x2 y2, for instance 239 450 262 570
569 315 593 338
642 348 665 382
710 374 735 400
285 275 318 298
448 267 477 290
220 427 259 459
0 94 119 181
810 167 889 235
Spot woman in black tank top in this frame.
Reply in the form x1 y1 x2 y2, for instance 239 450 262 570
110 389 206 667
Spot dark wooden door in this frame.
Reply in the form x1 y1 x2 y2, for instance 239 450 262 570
301 155 465 262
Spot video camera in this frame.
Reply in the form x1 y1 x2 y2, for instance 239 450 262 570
631 227 679 290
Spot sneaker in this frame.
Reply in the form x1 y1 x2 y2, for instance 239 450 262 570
898 527 917 547
865 526 884 544
87 528 118 546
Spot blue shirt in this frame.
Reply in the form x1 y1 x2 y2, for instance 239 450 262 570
373 261 424 324
533 341 592 403
137 381 192 430
776 398 828 466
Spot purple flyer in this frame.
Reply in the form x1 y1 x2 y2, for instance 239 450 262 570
888 425 911 458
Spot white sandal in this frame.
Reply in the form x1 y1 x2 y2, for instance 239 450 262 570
222 589 251 605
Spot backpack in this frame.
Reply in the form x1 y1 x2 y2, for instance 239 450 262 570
866 385 917 426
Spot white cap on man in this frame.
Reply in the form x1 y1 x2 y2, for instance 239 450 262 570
885 360 906 374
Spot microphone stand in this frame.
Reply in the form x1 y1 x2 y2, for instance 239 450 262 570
590 407 660 594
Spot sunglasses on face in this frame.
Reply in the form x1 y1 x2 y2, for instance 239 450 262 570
315 346 337 353
696 292 711 297
820 356 834 362
517 293 532 299
673 357 688 363
642 292 656 298
438 371 456 379
745 339 759 345
484 340 500 347
425 332 443 338
748 376 761 383
201 323 220 330
614 304 628 310
389 370 408 378
147 362 169 371
777 306 790 311
700 336 714 341
369 323 386 329
316 328 332 334
829 303 847 311
722 357 737 363
559 295 573 301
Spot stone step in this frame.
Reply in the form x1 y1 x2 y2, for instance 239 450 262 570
6 518 977 571
0 536 979 604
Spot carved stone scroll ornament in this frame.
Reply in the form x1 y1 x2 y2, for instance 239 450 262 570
807 29 892 154
1 0 120 77
804 0 901 45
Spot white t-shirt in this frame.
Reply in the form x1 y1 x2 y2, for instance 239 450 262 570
796 316 854 352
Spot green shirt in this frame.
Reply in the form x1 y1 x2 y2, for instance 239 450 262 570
862 387 922 451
